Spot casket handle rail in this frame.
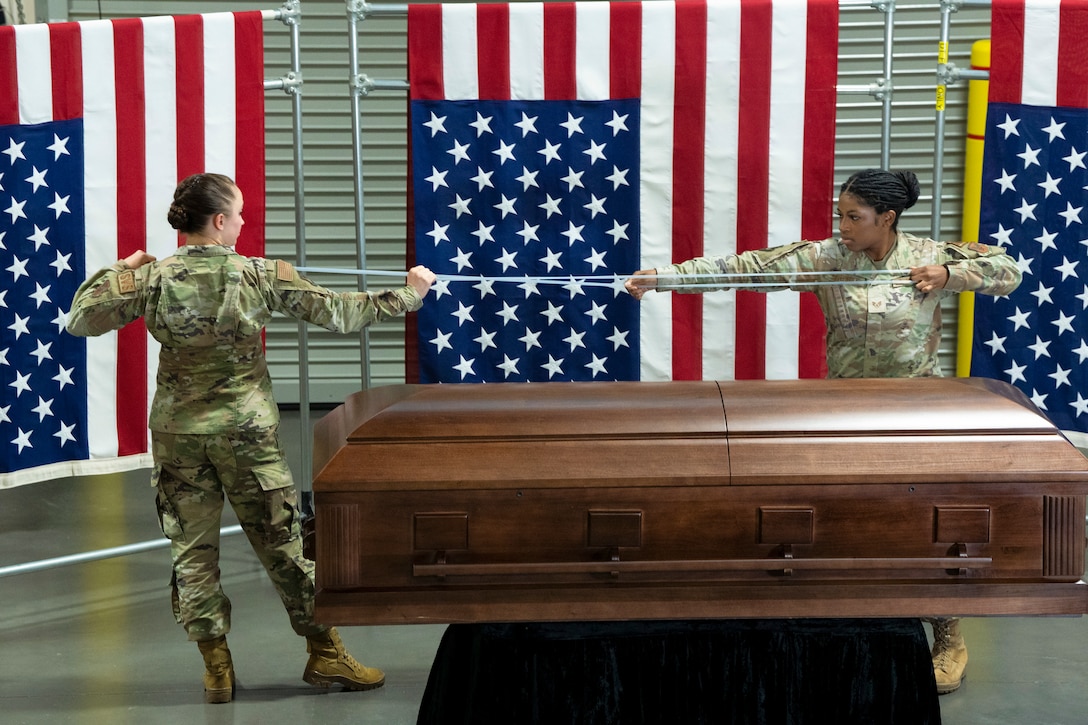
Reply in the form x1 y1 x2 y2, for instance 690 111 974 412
412 553 993 578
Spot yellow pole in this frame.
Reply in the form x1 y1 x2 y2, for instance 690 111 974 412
955 40 990 377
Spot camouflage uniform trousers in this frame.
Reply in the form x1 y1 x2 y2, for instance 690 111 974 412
151 427 327 642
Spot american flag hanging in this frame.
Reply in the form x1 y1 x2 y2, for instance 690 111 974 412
406 0 839 384
971 0 1088 444
0 12 266 488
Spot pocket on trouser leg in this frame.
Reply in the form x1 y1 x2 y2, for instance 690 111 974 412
246 462 299 547
153 466 186 542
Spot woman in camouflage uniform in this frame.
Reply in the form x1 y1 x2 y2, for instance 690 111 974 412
625 168 1024 695
66 173 436 704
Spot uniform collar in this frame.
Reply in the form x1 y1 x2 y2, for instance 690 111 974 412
177 244 236 257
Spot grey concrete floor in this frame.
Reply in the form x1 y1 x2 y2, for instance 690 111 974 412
2 415 1087 724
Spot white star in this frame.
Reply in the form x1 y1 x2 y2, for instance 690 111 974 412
449 247 473 272
606 165 630 189
517 221 539 245
8 313 29 339
538 139 562 164
5 197 27 223
518 277 541 297
983 331 1007 354
25 166 48 193
1014 199 1037 222
473 328 497 351
1015 253 1035 276
1050 364 1072 388
7 256 29 281
497 355 520 378
470 167 494 190
9 369 31 396
29 340 52 366
492 140 516 165
585 248 608 272
451 301 475 326
583 140 607 165
11 428 32 454
514 113 538 137
51 308 67 332
583 194 607 219
539 248 565 271
561 222 585 246
48 193 70 219
453 355 476 380
472 276 496 297
0 404 7 424
0 347 6 365
519 327 542 349
471 221 495 245
990 224 1014 246
448 194 472 218
559 113 584 137
563 329 586 351
561 167 585 191
423 112 447 136
54 421 77 446
447 139 471 164
496 301 519 325
1027 335 1052 359
1007 307 1031 331
585 301 608 325
1072 393 1088 418
431 278 452 299
606 111 629 136
1004 359 1027 384
31 396 54 421
1055 256 1079 280
53 365 75 389
1037 172 1062 197
1065 146 1087 171
29 282 52 308
493 195 517 218
3 138 26 165
1052 310 1076 335
427 221 450 246
607 220 630 244
1059 202 1083 227
583 350 609 374
562 277 586 298
28 225 50 251
424 166 448 191
1074 339 1088 362
997 114 1020 138
541 355 565 378
1030 282 1054 306
994 169 1017 193
1043 116 1066 141
541 301 565 325
1078 286 1088 310
430 329 453 353
48 134 71 160
1017 144 1041 168
538 195 562 218
51 251 72 276
495 248 518 272
608 327 631 350
469 112 493 137
515 167 539 190
1030 389 1048 410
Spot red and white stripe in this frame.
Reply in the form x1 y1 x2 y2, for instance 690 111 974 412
991 0 1088 108
409 0 838 382
0 12 265 469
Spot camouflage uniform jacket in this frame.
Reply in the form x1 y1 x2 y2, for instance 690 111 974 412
66 244 423 433
655 231 1022 378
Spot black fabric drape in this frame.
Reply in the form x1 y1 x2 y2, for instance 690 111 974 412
418 619 940 725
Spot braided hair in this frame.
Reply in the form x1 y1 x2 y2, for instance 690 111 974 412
839 169 920 230
167 173 238 234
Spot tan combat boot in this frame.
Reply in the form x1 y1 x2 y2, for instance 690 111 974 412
303 627 385 691
931 618 968 694
196 635 235 704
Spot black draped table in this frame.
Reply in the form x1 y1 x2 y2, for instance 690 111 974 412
417 618 940 725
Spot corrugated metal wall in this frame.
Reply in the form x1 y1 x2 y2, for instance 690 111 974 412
64 0 992 402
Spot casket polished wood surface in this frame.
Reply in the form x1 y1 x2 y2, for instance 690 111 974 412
311 377 1088 624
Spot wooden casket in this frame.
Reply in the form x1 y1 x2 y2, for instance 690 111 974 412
311 377 1088 624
